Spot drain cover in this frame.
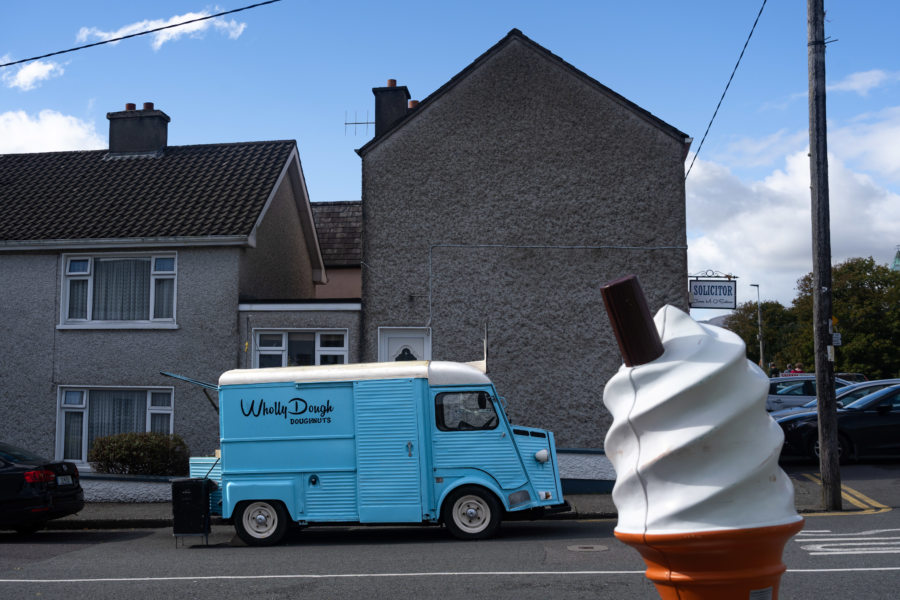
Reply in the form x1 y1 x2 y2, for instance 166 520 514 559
567 544 609 552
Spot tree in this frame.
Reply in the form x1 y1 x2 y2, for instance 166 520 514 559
792 257 900 379
725 300 796 369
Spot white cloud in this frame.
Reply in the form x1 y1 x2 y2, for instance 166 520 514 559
828 69 900 96
0 57 65 91
77 11 246 51
686 147 900 310
830 106 900 182
0 110 104 153
716 129 809 169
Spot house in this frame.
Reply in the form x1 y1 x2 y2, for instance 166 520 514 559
357 30 692 448
0 103 359 465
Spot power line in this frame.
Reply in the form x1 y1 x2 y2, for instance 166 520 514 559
0 0 282 69
684 0 768 180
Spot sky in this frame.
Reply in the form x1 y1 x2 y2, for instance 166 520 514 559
2 0 899 320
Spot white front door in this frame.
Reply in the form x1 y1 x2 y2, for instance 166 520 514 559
378 327 432 362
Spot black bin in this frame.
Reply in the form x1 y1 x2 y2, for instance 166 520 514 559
172 478 215 536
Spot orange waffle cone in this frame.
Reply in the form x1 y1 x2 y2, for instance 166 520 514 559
616 520 804 600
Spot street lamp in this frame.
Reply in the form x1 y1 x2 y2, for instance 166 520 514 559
750 284 764 369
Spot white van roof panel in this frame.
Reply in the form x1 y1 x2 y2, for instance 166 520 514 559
218 360 491 388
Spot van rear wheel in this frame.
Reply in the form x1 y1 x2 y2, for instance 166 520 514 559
442 486 501 540
234 500 288 546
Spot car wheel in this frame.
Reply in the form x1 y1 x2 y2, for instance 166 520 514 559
811 434 853 464
234 500 289 546
14 521 46 535
442 486 501 540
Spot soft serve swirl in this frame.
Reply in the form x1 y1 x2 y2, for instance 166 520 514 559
603 305 802 534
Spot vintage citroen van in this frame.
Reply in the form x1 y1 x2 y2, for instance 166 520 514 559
212 360 564 545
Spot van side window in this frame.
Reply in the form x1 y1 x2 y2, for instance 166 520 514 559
436 391 498 431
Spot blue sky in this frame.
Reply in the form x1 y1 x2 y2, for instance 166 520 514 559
2 0 898 318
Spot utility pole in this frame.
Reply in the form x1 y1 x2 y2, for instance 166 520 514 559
750 284 764 367
808 0 841 511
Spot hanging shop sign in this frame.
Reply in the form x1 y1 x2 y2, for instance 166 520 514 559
689 277 737 309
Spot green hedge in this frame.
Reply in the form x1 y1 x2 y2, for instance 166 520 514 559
88 432 190 476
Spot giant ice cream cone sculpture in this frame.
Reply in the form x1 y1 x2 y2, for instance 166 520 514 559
600 275 803 600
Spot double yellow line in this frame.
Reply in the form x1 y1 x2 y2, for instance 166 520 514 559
801 473 892 516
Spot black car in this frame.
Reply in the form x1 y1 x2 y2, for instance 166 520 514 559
0 442 85 533
778 384 900 462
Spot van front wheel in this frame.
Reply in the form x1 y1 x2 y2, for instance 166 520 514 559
442 486 501 540
234 500 288 546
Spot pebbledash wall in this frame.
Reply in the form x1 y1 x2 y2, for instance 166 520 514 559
0 247 241 460
360 32 690 448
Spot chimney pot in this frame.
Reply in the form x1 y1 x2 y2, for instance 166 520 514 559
143 102 154 111
125 103 136 111
387 79 396 87
408 100 419 109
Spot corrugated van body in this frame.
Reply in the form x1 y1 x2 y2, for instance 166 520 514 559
219 380 359 522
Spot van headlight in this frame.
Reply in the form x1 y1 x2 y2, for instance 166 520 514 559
534 449 549 463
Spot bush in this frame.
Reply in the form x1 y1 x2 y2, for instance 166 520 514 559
88 432 189 476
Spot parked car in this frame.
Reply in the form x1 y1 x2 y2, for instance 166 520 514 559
836 372 868 383
766 375 851 412
778 384 900 462
0 442 84 534
770 379 900 419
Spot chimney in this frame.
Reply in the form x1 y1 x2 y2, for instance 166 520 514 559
372 79 410 137
106 102 171 155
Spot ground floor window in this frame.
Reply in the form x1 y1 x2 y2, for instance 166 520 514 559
57 387 174 463
253 330 348 368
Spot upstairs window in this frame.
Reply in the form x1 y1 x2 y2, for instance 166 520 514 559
62 254 176 326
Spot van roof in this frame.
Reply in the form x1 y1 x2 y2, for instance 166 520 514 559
218 360 492 388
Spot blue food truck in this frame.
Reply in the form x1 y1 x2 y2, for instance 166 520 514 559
205 359 564 545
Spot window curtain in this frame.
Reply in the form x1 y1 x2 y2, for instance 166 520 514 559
150 413 170 433
68 280 88 319
87 390 146 450
63 412 84 460
92 259 150 320
153 278 174 319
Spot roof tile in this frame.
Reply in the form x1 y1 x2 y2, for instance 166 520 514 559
311 201 361 266
0 141 296 242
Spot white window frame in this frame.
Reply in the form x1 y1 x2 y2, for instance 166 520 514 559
55 386 175 467
58 252 178 329
252 329 349 368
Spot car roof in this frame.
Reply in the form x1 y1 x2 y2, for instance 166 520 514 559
839 378 900 393
844 383 900 409
770 375 851 385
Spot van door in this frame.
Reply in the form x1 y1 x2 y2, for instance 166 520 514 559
432 390 528 491
354 378 423 522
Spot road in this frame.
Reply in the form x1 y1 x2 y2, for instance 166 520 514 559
1 463 898 599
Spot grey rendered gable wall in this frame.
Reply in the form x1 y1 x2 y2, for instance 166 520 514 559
361 37 688 447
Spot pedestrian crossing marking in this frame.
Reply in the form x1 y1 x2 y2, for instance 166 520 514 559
796 528 900 556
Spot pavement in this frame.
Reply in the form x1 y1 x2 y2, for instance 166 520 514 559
47 470 835 531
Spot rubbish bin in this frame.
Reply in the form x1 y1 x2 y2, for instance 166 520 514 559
172 478 216 542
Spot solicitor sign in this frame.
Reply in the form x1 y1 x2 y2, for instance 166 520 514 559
689 279 737 309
